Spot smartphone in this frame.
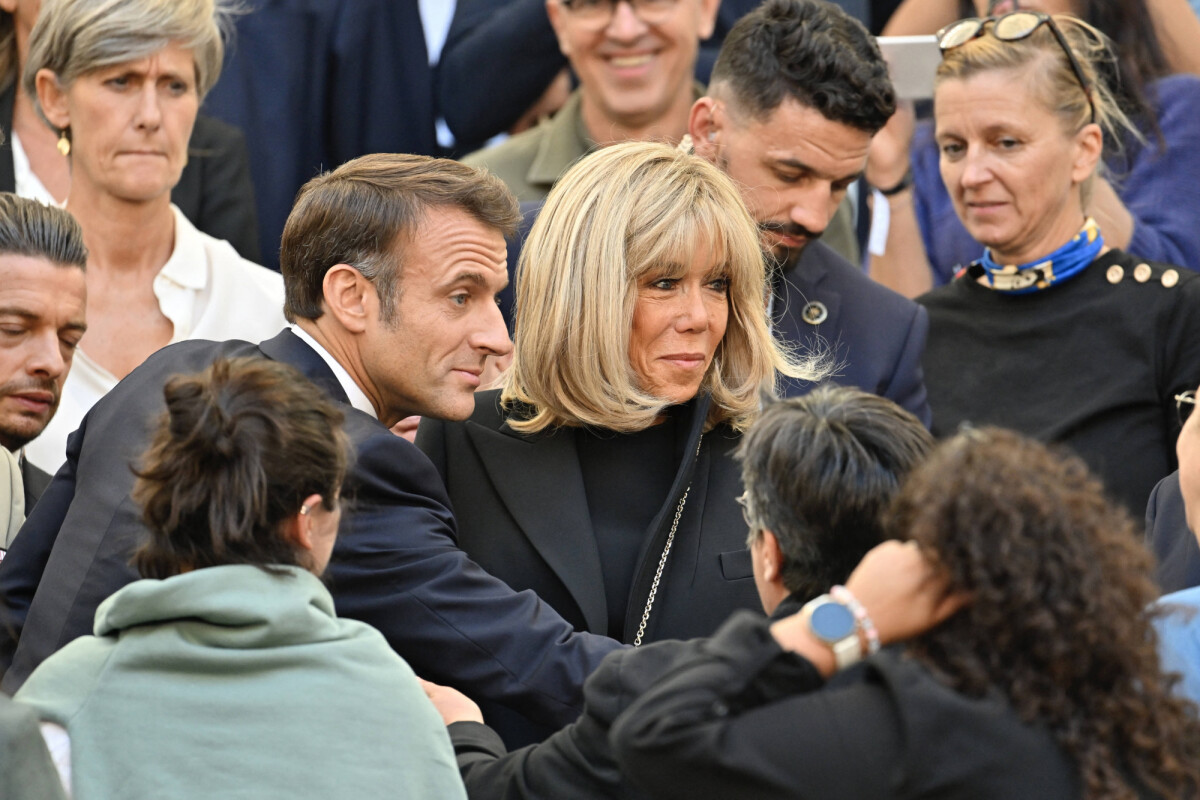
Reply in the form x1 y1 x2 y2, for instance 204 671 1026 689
876 36 941 100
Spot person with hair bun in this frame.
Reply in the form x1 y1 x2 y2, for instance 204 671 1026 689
612 429 1200 799
12 357 466 800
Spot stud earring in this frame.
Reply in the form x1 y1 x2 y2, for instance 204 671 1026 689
56 129 70 157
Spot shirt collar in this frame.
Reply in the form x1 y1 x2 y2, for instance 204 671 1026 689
289 325 378 420
157 206 209 291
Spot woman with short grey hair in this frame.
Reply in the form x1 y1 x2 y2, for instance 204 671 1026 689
21 0 285 473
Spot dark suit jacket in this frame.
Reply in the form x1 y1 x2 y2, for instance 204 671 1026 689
0 84 260 262
1147 471 1200 594
17 459 49 519
203 0 436 267
417 389 758 648
0 330 619 740
446 593 810 800
418 389 754 742
774 241 932 428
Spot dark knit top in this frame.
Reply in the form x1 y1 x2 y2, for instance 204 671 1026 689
918 248 1200 513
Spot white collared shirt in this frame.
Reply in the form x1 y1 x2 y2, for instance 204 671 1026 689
25 206 287 472
289 325 378 420
10 130 60 207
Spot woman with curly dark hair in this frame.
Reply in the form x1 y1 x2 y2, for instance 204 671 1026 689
612 428 1200 799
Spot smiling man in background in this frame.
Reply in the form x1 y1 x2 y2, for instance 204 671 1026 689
463 0 720 201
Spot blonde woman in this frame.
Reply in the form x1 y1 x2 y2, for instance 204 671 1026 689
417 141 821 672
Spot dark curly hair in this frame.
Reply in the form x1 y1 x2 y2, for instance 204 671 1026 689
890 428 1200 799
132 357 351 579
709 0 895 134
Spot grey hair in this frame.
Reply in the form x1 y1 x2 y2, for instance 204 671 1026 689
22 0 234 130
0 192 87 268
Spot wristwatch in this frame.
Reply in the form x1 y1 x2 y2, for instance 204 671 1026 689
801 594 863 670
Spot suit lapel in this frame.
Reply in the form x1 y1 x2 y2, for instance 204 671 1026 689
774 243 843 396
258 329 352 406
465 421 609 634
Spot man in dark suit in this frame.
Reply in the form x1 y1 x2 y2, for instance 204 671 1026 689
0 153 621 741
687 0 931 425
0 196 87 538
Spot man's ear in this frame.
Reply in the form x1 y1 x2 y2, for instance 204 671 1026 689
697 0 720 40
545 0 571 58
689 97 721 160
759 528 784 585
320 264 374 334
35 69 71 130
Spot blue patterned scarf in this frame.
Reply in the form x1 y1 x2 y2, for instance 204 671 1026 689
978 218 1103 294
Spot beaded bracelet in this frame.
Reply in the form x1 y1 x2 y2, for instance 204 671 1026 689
830 584 881 655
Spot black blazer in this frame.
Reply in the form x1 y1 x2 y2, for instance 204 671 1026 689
17 459 49 518
416 390 759 645
0 84 260 262
0 331 619 740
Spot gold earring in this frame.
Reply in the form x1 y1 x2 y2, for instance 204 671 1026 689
56 129 70 157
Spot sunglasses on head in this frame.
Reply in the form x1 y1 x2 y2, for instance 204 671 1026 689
936 11 1096 125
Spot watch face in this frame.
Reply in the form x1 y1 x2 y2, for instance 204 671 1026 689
810 601 857 642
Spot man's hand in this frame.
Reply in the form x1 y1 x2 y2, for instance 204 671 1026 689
866 101 916 192
418 678 485 726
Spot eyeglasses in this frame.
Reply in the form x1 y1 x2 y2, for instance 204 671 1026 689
736 492 758 532
936 11 1096 125
559 0 680 28
1177 390 1197 428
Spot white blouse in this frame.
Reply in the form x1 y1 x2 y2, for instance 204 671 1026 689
25 206 286 472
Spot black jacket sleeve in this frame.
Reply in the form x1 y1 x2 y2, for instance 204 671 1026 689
611 611 901 800
323 423 623 735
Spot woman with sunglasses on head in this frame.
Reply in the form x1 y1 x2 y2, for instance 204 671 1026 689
901 13 1200 516
868 0 1200 296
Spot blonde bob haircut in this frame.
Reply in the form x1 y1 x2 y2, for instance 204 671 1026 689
501 140 824 435
935 15 1137 206
24 0 232 130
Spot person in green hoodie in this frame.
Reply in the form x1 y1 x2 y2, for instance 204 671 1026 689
13 356 466 800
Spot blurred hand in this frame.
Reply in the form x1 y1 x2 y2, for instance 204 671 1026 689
418 678 484 726
390 416 421 442
866 101 916 191
844 539 968 644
